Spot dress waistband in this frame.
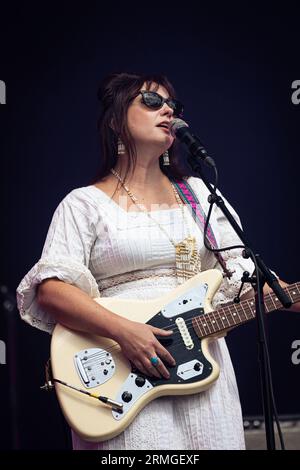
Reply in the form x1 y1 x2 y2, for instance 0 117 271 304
98 267 177 290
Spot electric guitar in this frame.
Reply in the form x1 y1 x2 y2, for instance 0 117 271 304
50 269 299 442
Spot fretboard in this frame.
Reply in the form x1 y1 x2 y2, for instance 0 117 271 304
192 282 300 339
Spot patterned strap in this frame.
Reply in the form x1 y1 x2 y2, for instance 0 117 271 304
172 179 233 278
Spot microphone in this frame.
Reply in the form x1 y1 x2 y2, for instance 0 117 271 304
170 118 216 168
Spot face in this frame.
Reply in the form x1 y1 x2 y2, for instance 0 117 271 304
126 83 175 153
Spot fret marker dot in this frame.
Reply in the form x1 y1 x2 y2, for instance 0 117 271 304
212 320 215 323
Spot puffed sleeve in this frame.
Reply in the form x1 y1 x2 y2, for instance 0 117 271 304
16 189 101 334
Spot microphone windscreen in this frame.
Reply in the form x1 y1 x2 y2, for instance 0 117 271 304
170 118 189 137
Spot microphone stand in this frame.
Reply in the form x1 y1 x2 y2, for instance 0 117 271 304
186 155 291 450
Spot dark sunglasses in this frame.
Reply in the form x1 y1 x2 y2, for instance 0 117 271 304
139 90 184 118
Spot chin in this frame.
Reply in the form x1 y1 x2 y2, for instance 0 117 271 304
160 135 174 146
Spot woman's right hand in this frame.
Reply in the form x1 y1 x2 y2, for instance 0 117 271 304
113 319 176 379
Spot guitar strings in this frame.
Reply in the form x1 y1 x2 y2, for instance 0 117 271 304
97 281 298 340
88 300 246 363
151 281 299 334
74 289 282 364
79 306 293 366
94 282 298 348
77 297 269 364
75 283 299 366
77 324 221 366
76 299 273 364
79 311 218 364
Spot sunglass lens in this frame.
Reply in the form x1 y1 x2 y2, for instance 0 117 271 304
142 92 184 117
143 92 162 109
171 100 184 117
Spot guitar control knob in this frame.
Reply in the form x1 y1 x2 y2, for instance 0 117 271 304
121 391 133 403
194 362 201 371
135 376 146 387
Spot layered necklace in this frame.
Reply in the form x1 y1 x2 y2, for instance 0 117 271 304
110 168 201 284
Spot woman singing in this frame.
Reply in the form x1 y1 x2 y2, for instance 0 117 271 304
16 72 300 450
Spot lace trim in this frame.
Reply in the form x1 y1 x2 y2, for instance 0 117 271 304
98 267 178 290
16 256 101 335
211 254 255 308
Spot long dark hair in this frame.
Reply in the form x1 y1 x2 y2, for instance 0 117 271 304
92 72 190 188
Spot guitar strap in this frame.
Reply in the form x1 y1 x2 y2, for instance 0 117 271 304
172 178 233 279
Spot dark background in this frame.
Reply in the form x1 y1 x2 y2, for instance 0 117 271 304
0 3 299 450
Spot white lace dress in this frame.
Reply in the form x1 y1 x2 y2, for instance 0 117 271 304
17 176 255 450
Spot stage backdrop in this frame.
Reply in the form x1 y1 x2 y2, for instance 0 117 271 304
0 4 299 449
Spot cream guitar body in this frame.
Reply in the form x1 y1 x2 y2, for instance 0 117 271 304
50 268 299 442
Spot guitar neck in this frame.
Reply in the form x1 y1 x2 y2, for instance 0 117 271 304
192 282 300 339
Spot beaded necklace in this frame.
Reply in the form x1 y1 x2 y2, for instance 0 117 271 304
110 168 201 284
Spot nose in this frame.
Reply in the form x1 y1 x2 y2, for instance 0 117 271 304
160 102 174 118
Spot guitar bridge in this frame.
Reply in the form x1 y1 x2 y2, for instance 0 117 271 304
74 348 115 389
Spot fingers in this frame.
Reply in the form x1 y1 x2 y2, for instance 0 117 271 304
155 341 176 368
150 326 176 363
151 326 173 336
149 326 176 378
149 355 170 379
123 324 176 380
135 359 161 379
135 353 172 380
134 360 152 377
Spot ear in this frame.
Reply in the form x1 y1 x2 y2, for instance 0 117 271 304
109 117 116 132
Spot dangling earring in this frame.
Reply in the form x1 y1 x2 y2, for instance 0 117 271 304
163 150 170 166
117 137 126 155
